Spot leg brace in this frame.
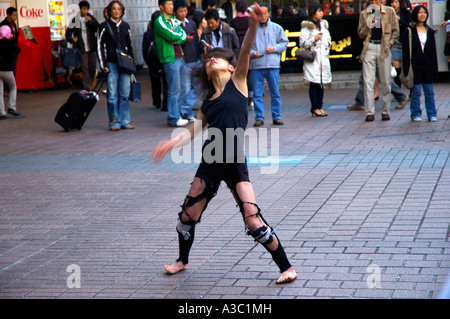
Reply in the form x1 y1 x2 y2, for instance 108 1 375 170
230 185 292 273
176 180 218 264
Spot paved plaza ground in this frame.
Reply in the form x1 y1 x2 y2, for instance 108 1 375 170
0 71 449 299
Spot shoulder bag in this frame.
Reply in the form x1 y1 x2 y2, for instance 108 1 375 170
400 28 414 89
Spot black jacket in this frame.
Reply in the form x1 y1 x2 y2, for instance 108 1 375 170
142 29 164 76
402 24 438 84
0 37 19 71
66 14 99 53
179 18 200 63
397 9 412 45
0 18 20 58
98 19 134 70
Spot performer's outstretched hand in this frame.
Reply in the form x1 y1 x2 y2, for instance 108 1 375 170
150 137 181 165
247 2 264 23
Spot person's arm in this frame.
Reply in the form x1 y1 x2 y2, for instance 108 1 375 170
125 23 134 59
389 9 399 47
150 110 208 164
232 3 263 91
230 27 240 57
357 11 370 40
87 14 99 31
299 25 313 48
66 26 77 44
154 15 186 44
97 24 108 72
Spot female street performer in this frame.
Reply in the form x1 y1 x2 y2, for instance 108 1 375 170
151 3 297 284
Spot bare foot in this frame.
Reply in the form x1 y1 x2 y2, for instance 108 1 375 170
163 261 187 275
276 267 297 284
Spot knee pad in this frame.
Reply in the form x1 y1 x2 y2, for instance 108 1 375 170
250 225 274 245
176 216 196 240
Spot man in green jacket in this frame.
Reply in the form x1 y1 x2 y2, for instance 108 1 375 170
154 0 189 126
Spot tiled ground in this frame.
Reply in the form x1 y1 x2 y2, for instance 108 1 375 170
0 71 449 299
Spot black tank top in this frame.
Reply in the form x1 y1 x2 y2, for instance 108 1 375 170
200 78 248 163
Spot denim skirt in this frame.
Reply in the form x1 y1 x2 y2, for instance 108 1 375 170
391 43 402 61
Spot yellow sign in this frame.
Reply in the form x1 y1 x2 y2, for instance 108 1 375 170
281 30 353 62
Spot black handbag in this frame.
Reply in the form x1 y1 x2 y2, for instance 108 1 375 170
116 49 136 74
105 22 136 74
295 46 316 62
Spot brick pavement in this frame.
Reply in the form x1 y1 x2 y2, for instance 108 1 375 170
0 71 449 299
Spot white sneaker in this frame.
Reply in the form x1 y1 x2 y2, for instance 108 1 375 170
187 116 196 123
429 117 437 122
412 117 422 122
173 118 188 127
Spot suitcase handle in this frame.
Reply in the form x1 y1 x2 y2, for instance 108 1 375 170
93 71 107 92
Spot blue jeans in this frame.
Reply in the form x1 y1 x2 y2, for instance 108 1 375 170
410 83 436 119
180 60 201 119
251 68 282 121
163 58 183 125
106 62 131 129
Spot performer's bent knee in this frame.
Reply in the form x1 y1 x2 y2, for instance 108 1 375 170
177 180 218 240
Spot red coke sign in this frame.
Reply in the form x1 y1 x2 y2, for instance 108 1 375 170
20 6 44 19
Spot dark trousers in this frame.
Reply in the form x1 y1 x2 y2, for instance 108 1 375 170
149 70 168 109
81 51 97 90
309 82 324 111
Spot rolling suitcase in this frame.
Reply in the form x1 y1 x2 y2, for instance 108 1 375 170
54 77 106 132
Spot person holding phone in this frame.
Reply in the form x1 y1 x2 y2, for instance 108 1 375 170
249 3 288 127
300 3 332 117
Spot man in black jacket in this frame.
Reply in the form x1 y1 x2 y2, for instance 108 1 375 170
66 1 99 90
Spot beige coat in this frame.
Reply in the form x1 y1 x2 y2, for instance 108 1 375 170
357 5 399 61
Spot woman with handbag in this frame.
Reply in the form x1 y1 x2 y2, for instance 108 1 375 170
299 3 332 117
402 5 438 122
98 1 135 131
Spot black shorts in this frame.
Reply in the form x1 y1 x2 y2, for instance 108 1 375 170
194 160 250 191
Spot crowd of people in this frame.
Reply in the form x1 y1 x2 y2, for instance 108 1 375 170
138 0 450 126
1 0 450 126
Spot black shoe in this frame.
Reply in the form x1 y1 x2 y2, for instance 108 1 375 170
365 115 375 122
0 115 6 120
8 109 21 116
